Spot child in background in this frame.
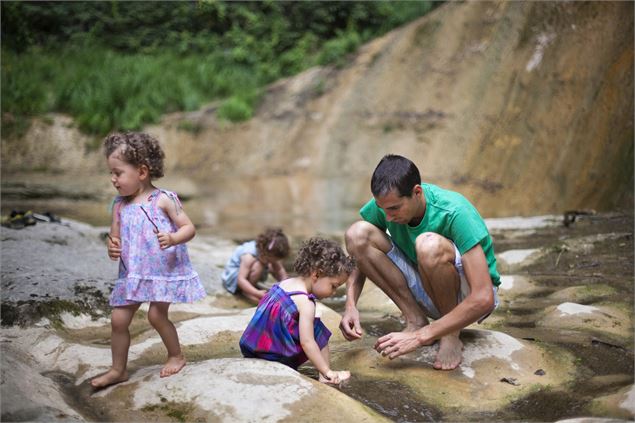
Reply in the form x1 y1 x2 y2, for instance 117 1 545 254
239 237 354 384
91 132 206 389
221 228 290 303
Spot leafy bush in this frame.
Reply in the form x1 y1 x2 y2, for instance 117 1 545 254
1 1 439 134
217 96 253 122
317 31 362 67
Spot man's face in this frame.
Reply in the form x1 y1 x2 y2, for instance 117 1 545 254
375 187 421 225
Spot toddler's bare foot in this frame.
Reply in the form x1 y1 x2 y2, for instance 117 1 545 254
319 370 351 384
90 368 128 389
160 354 186 378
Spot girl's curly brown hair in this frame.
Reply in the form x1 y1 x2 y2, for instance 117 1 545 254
104 132 165 179
256 228 290 259
293 237 355 278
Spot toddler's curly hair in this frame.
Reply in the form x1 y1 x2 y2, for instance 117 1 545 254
103 132 165 179
294 237 355 278
256 228 290 259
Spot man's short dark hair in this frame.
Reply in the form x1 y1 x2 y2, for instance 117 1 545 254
371 154 421 197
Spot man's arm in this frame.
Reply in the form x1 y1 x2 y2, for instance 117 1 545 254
339 267 366 340
375 244 494 358
340 212 387 342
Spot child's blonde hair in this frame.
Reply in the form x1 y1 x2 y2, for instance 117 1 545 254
256 228 290 259
293 237 355 277
104 132 165 179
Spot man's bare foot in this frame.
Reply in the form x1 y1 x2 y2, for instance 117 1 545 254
404 321 427 332
434 335 463 370
160 355 186 378
91 368 128 389
319 370 351 384
403 315 429 332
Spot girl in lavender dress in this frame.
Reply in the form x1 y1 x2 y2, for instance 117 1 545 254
91 132 206 389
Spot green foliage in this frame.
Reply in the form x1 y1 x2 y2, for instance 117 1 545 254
1 1 439 134
317 31 362 67
218 96 253 122
177 120 203 134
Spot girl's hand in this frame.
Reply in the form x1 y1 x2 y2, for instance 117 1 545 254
156 231 174 249
321 370 351 384
156 192 196 246
107 235 122 260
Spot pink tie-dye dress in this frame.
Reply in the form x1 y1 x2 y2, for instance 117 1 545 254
109 189 206 306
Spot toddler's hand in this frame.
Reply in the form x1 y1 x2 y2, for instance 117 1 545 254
107 235 121 260
156 231 174 249
322 370 351 384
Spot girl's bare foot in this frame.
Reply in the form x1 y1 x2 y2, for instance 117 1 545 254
319 370 351 384
91 368 129 389
160 355 186 377
434 334 463 370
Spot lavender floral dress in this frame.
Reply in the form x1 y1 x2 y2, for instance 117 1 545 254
109 189 206 306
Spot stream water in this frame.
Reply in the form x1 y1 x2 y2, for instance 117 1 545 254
0 186 358 240
320 293 634 422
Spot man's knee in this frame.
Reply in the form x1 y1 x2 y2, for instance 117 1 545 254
344 221 375 253
415 232 455 268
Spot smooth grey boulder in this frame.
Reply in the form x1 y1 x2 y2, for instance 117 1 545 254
331 328 577 418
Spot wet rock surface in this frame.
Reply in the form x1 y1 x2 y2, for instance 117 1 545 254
1 211 633 422
0 219 229 326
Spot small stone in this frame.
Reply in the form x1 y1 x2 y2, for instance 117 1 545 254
534 369 545 376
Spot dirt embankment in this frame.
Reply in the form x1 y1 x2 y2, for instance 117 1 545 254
2 1 632 233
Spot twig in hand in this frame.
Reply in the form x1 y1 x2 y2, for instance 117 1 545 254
139 205 159 232
107 234 127 271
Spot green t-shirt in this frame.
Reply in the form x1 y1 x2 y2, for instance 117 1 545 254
359 183 500 286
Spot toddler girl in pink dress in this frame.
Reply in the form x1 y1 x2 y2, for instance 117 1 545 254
91 132 206 389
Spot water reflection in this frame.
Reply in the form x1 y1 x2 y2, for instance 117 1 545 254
1 196 361 240
1 175 364 239
186 198 360 240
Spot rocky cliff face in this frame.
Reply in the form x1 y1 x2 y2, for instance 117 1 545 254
2 1 632 236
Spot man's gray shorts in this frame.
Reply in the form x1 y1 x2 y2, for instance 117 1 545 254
386 241 499 322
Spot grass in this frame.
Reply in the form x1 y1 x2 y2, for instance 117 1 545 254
2 46 265 135
1 24 409 136
1 2 438 136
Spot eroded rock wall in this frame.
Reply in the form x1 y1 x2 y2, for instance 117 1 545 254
2 1 632 231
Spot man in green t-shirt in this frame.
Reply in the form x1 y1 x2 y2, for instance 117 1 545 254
339 154 500 370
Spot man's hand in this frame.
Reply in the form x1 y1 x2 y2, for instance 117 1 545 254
374 329 432 359
107 235 121 260
339 306 363 341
